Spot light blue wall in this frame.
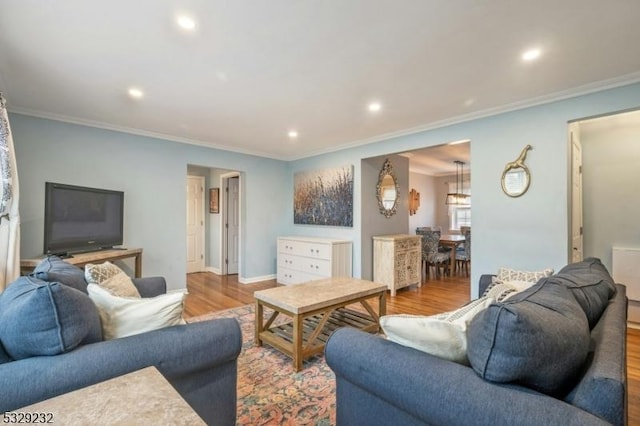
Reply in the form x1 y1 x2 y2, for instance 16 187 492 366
11 82 640 296
12 114 288 290
288 82 640 298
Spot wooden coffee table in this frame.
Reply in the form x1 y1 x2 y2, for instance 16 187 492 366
254 277 386 371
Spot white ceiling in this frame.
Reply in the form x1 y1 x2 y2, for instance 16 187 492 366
1 1 639 162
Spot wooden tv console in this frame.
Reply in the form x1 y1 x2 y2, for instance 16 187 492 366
20 248 143 277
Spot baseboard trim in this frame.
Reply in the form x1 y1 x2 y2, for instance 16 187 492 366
205 266 221 275
239 274 276 284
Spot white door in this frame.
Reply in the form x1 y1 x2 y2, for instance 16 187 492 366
226 176 240 274
186 176 205 273
569 122 584 262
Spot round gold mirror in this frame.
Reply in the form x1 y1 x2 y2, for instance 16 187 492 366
501 166 530 197
501 145 532 198
377 159 399 217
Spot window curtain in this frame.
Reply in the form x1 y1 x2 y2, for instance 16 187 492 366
0 93 20 292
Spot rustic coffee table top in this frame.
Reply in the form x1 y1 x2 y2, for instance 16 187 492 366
254 277 386 314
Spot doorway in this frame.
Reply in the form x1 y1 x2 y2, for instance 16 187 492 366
221 173 241 276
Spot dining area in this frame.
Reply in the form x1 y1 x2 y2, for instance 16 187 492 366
416 226 471 279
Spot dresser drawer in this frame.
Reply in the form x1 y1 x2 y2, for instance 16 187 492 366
279 254 331 276
277 267 324 286
396 237 421 251
278 239 331 259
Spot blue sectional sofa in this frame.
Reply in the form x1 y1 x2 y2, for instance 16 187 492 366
0 257 241 426
326 258 628 426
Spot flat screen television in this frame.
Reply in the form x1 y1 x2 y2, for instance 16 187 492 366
43 182 124 256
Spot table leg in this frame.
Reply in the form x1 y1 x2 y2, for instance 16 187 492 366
293 314 303 372
255 301 263 347
135 253 142 278
449 246 457 276
379 291 387 318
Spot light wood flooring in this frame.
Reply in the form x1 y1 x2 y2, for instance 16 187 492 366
184 272 640 425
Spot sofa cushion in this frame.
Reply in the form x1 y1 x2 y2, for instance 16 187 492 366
549 257 616 328
87 284 185 340
0 276 102 360
380 297 494 364
85 262 140 298
467 278 590 396
0 341 11 364
32 255 87 293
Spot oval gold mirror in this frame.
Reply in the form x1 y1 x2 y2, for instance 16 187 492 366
501 145 532 198
377 159 399 217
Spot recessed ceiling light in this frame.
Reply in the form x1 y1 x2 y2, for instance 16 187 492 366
368 102 382 112
128 88 144 99
288 130 298 139
522 48 542 62
177 15 196 30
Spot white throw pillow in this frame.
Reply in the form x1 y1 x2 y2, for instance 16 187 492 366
496 267 553 283
87 284 186 340
85 262 140 298
380 296 494 364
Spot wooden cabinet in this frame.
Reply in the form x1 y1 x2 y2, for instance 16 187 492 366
373 234 421 296
277 236 352 285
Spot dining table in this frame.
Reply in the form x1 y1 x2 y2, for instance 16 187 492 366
439 234 466 275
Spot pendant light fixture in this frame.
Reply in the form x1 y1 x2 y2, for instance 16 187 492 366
445 160 470 206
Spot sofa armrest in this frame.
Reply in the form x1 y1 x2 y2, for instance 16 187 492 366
0 318 241 413
478 274 495 295
132 276 166 297
325 328 610 426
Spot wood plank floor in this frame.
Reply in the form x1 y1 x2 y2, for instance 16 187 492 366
184 272 640 425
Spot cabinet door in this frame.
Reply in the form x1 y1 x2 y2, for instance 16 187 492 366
407 249 421 283
394 251 409 285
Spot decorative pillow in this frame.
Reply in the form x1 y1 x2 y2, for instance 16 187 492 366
380 296 494 364
85 262 140 298
0 276 102 360
467 279 590 396
549 257 616 328
87 284 185 340
482 279 518 302
32 255 87 293
496 266 553 283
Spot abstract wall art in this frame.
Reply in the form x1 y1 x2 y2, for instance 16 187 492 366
294 165 353 227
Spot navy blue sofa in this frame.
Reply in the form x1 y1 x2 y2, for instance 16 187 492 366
326 258 628 425
0 257 241 425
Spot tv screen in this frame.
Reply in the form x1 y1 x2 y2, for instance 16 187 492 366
44 182 124 255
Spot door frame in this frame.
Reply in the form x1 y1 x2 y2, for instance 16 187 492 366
220 172 242 276
567 122 584 263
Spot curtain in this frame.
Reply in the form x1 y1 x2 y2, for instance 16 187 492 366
0 93 20 292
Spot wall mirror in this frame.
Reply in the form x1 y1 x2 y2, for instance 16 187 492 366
501 145 532 197
377 158 399 218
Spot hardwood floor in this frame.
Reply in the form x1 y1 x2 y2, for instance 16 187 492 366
184 272 640 424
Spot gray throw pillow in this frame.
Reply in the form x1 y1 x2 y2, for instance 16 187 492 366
467 278 590 396
551 257 616 328
32 255 88 293
0 276 102 360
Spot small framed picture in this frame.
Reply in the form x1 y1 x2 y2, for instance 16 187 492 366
209 188 220 213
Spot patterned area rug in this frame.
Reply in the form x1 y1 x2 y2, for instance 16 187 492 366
188 305 336 425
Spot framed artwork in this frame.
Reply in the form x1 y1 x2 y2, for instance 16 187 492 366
294 165 353 227
209 188 220 214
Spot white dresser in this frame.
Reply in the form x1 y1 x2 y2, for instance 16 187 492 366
277 236 353 285
373 234 422 296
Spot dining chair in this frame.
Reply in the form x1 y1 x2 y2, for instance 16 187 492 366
417 229 450 278
456 229 471 277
